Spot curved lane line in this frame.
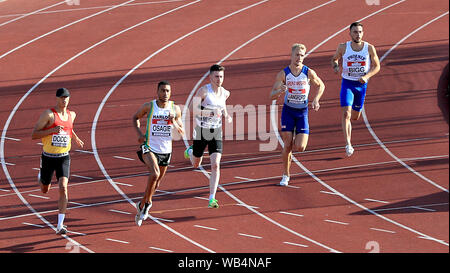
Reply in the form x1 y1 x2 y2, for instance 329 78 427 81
182 0 340 253
270 6 449 247
0 1 67 27
362 11 449 193
91 0 271 253
0 0 201 253
0 0 137 60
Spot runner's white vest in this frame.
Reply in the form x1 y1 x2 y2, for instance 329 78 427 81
196 84 228 129
341 41 371 81
144 100 175 154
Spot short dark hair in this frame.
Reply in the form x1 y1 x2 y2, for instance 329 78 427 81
209 64 225 72
157 80 170 90
349 22 363 31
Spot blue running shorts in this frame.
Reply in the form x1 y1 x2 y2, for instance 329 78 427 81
280 104 309 135
340 78 368 112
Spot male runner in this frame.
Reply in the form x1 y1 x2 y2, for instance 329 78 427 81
270 43 325 186
184 64 232 208
132 81 184 226
31 88 84 235
331 22 380 156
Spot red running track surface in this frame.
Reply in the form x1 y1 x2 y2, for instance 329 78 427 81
0 0 448 254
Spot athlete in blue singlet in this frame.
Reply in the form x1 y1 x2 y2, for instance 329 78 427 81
270 43 325 186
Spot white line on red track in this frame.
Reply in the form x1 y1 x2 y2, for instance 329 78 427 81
149 246 173 252
113 156 135 161
0 1 67 27
324 219 349 226
370 228 396 234
238 233 262 239
364 198 389 204
283 241 308 248
194 225 218 231
270 2 449 248
0 0 202 254
279 211 304 218
106 238 129 244
22 222 44 228
0 0 137 60
109 209 132 215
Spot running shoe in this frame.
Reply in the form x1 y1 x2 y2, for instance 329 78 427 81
345 145 354 157
142 202 152 220
208 198 219 208
135 201 144 227
56 225 67 235
279 175 289 186
184 145 193 159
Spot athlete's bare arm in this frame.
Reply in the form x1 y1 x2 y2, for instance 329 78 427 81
132 102 151 143
69 111 84 148
31 110 61 140
331 43 346 73
270 70 287 100
359 44 380 83
172 104 185 136
308 69 325 111
222 89 232 123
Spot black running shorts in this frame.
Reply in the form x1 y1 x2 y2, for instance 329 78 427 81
40 153 71 185
192 126 223 157
137 144 171 167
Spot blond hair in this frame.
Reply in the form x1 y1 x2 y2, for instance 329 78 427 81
291 43 306 53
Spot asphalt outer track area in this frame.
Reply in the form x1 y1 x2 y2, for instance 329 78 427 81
0 0 448 253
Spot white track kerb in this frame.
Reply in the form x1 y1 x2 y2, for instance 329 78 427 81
269 4 449 246
0 0 201 253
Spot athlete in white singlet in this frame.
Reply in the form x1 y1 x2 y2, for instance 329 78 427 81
132 81 184 226
331 22 380 157
184 64 232 208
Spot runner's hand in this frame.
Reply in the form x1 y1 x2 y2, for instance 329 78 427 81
311 99 320 111
75 137 84 148
359 76 368 84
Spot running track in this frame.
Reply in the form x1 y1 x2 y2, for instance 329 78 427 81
0 0 448 253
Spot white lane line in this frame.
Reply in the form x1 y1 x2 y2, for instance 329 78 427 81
0 0 137 60
0 188 10 192
362 11 450 193
69 201 85 206
71 174 93 180
4 162 15 166
111 181 133 187
106 238 129 244
285 184 300 189
0 1 67 27
279 211 304 217
371 203 448 213
410 206 436 212
75 149 94 154
2 137 20 141
324 219 349 226
194 196 209 201
0 0 201 256
364 198 389 204
0 0 186 18
28 194 50 200
91 0 271 255
182 0 340 254
238 233 262 239
234 176 253 181
153 217 174 223
149 246 173 252
113 156 135 161
67 230 86 236
109 209 132 215
370 227 396 234
271 2 449 248
283 241 308 248
194 225 218 231
23 222 44 228
320 190 342 196
236 203 259 209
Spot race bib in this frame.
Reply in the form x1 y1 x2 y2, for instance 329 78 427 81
287 88 307 104
51 132 70 147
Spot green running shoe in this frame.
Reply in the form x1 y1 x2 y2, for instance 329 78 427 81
208 198 219 208
184 145 193 159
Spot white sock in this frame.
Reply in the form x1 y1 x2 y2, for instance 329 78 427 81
57 213 65 229
209 194 215 201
